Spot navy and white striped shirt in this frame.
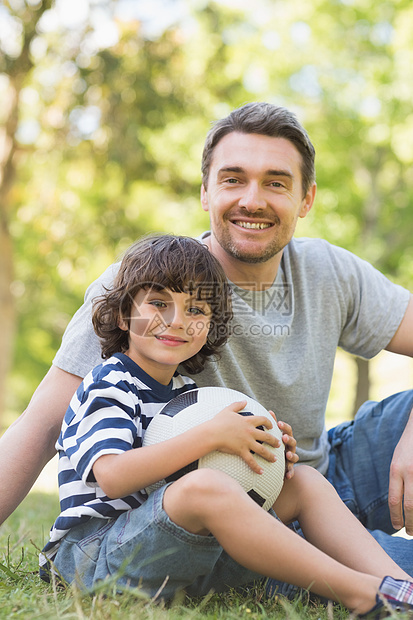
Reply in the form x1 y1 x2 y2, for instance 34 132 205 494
40 352 195 566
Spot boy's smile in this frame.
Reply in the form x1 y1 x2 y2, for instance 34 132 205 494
119 288 212 385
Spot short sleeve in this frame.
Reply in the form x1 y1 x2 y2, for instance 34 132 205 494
327 245 410 358
53 262 120 378
62 379 139 486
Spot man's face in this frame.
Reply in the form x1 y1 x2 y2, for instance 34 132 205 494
201 132 316 265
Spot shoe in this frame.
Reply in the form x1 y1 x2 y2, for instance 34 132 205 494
359 576 413 618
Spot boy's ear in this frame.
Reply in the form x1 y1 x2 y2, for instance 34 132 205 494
118 315 129 332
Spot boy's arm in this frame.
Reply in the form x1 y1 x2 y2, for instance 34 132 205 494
0 366 82 525
93 401 280 499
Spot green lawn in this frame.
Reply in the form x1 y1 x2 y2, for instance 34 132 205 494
0 491 401 619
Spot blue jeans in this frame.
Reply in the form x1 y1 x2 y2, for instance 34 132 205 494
327 389 413 574
53 482 266 600
267 389 413 600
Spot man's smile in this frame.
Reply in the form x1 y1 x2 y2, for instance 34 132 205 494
232 221 273 230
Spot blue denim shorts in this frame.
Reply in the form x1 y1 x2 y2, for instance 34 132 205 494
53 483 265 600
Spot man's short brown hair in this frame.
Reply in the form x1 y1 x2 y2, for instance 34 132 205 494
202 102 316 197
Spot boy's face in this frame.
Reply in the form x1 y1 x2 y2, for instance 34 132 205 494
119 288 212 385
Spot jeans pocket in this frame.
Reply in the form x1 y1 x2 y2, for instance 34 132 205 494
55 519 114 588
77 519 115 562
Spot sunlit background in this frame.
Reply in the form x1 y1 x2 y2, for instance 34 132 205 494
1 0 412 442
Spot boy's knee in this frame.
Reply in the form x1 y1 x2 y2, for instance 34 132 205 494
165 468 242 514
163 469 243 535
175 467 241 499
295 464 322 481
294 464 337 497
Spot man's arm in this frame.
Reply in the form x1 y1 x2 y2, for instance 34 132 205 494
385 294 413 356
383 294 413 533
0 366 82 525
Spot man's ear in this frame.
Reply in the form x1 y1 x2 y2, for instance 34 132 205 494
299 182 316 219
201 184 209 213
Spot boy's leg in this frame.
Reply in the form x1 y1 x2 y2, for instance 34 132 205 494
53 482 261 601
327 389 413 575
164 467 409 614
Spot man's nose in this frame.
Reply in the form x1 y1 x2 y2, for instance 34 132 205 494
238 182 266 212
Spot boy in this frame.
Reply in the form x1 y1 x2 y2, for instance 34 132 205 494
41 234 413 617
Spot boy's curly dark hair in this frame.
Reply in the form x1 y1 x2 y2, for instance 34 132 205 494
92 234 232 375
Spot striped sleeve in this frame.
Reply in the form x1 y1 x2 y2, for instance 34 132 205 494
61 370 139 487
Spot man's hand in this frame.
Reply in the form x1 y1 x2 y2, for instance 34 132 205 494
268 411 299 479
388 407 413 535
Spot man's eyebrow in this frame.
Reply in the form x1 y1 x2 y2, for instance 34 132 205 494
217 166 293 179
266 169 294 179
217 166 245 175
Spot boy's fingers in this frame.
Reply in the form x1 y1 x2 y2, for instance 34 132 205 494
243 451 264 474
230 400 247 410
256 444 277 463
256 428 280 447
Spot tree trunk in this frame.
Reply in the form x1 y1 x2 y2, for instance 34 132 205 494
0 221 15 430
352 357 370 418
0 1 53 427
0 81 18 430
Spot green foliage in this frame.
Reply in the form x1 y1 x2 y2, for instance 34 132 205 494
2 0 413 414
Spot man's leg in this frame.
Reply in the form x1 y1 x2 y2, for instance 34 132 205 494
327 389 413 575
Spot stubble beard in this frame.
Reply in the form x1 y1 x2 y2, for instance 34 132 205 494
215 227 288 264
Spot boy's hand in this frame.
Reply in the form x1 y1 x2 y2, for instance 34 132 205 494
269 411 299 479
211 401 281 474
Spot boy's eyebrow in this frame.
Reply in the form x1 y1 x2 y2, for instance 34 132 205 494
145 288 170 297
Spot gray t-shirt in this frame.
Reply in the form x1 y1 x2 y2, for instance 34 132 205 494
53 236 410 474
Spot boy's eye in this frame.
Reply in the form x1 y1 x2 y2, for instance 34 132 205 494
187 306 207 316
149 300 167 308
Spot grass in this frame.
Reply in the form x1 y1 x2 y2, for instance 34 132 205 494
0 491 408 620
2 353 412 618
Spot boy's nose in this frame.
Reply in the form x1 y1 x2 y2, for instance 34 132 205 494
166 305 185 329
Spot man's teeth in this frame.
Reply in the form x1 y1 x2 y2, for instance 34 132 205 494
235 221 271 229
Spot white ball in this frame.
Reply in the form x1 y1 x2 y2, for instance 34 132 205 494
143 387 285 511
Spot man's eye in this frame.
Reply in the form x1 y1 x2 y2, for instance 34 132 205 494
226 178 239 184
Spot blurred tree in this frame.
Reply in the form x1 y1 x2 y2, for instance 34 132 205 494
1 0 412 425
291 0 413 413
0 0 52 423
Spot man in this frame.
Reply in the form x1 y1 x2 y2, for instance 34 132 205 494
1 102 412 576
